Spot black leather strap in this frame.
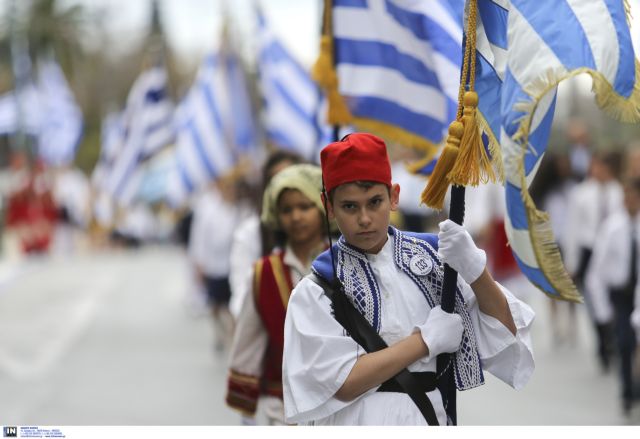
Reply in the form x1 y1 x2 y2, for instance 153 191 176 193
378 372 436 393
309 273 440 425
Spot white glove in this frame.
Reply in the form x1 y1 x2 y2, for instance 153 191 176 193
438 219 486 284
416 305 464 359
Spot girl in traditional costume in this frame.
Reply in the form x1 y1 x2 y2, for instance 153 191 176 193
226 164 328 424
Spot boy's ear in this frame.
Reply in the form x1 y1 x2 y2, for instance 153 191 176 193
321 191 335 219
390 183 400 211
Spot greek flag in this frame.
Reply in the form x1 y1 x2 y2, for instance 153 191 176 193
0 85 40 135
36 60 83 167
474 0 640 301
92 111 124 191
319 0 463 157
167 49 257 206
105 66 175 206
0 60 81 166
257 10 330 161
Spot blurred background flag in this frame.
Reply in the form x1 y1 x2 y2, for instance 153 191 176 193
474 0 640 301
105 65 175 206
36 59 83 167
0 86 40 136
91 111 124 191
0 59 81 167
166 45 257 207
316 0 464 160
256 8 330 162
223 47 258 159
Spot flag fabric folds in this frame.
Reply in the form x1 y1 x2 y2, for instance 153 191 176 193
92 111 124 191
257 9 330 162
36 60 83 167
0 85 40 136
316 0 463 159
167 49 257 207
105 66 175 206
474 0 640 301
0 60 83 167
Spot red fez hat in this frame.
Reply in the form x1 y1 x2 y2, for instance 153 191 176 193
320 133 392 195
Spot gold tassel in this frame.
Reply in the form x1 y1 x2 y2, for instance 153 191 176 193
312 35 352 124
420 121 464 210
448 91 496 186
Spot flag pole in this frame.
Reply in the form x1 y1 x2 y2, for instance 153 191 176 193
8 0 30 161
425 0 490 425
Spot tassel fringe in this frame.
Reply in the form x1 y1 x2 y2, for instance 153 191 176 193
420 121 464 210
475 111 504 182
504 60 640 302
448 91 496 186
312 35 352 124
519 173 582 303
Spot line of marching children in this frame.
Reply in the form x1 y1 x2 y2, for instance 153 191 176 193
530 121 640 416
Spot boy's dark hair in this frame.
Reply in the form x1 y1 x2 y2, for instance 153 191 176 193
262 150 304 186
623 176 640 194
593 151 622 177
326 180 391 204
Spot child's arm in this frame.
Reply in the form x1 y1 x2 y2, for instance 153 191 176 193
469 269 516 335
335 306 462 401
334 332 426 401
438 220 516 335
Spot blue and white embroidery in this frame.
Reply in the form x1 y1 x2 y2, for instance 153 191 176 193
393 229 484 391
335 237 382 332
321 228 485 391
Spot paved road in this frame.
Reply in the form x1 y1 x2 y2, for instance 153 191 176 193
0 245 637 425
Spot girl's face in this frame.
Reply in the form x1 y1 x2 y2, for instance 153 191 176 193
277 189 324 246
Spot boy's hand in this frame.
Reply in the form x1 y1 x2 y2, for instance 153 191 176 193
437 219 486 284
415 305 463 358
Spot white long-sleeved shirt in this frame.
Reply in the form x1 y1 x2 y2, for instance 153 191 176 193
229 215 262 318
564 179 623 275
282 234 535 425
188 188 244 278
586 211 640 324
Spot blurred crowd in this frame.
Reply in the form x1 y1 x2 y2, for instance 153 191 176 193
0 151 176 258
2 119 640 423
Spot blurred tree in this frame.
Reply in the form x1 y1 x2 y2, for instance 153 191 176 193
24 0 87 72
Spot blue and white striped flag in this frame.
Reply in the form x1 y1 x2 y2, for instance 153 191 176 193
0 60 82 167
92 111 124 190
257 9 330 162
167 49 257 207
0 85 40 136
318 0 463 157
105 66 175 206
36 60 83 167
474 0 640 301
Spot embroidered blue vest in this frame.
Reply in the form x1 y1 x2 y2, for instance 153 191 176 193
311 227 484 391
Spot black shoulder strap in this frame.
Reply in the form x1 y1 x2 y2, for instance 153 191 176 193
309 273 439 426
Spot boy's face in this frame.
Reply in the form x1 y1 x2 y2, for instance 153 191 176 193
327 182 400 254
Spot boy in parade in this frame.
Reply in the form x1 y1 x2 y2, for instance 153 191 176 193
282 133 536 425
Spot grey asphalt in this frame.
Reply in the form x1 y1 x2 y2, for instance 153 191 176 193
0 245 638 425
